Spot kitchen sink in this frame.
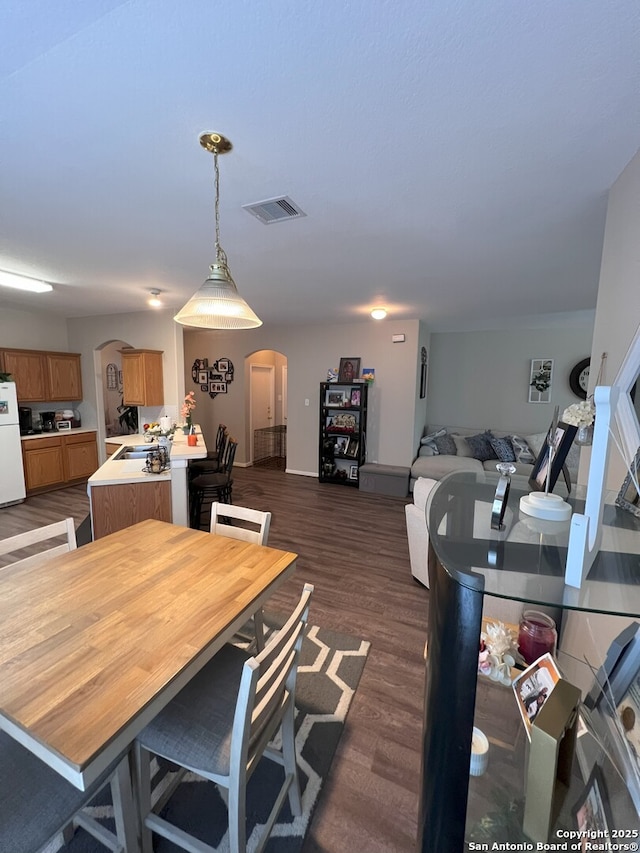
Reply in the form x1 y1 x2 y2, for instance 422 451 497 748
114 444 160 460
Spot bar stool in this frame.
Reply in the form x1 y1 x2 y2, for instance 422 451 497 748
188 423 227 482
189 439 238 529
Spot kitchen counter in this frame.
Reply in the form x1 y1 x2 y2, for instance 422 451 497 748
88 430 207 534
21 427 97 441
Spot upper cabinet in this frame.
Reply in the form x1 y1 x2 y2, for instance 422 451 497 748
0 348 82 402
120 349 164 406
46 352 83 401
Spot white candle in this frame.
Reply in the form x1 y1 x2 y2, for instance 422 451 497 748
469 727 489 776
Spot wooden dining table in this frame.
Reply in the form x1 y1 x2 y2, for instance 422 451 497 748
0 518 298 793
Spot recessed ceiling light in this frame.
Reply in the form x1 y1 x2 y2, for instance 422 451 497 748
0 270 52 293
148 289 162 308
371 308 387 320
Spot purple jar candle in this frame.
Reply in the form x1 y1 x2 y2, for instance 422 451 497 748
518 610 557 665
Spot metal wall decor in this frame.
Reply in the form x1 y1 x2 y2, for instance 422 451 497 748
191 357 235 398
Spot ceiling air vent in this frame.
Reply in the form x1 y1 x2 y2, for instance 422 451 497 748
242 196 306 225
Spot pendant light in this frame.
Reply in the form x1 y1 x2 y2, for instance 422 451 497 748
174 132 262 329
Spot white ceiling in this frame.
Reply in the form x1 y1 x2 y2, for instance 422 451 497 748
1 1 639 331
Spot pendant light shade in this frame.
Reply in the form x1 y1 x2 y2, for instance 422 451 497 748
174 132 262 330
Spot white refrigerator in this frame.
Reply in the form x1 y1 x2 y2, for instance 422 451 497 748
0 382 26 507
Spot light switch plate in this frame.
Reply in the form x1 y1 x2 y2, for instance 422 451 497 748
392 334 405 343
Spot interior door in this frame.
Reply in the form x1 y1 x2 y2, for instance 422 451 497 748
250 365 275 463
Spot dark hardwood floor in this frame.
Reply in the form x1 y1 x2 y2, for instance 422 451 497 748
0 467 429 853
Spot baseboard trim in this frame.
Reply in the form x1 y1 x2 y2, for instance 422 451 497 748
285 469 317 478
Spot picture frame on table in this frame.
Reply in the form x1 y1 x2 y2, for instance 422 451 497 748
571 764 612 838
338 357 361 383
615 447 640 519
529 420 577 494
349 464 359 480
326 389 346 407
512 652 561 741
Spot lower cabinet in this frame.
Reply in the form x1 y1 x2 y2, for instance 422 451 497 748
90 481 172 540
22 432 99 495
21 436 66 492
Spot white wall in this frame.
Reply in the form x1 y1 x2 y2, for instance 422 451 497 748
426 314 595 435
183 319 422 474
0 304 69 351
588 145 640 490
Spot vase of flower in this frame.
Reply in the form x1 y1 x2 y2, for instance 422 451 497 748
181 391 196 436
562 399 596 446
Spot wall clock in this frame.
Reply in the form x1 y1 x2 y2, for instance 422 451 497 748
569 358 590 399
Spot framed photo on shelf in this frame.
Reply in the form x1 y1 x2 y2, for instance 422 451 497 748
346 438 359 458
615 446 640 518
326 389 346 407
349 464 359 480
529 421 577 493
334 437 349 456
512 652 561 741
338 357 361 383
571 764 612 837
350 388 361 407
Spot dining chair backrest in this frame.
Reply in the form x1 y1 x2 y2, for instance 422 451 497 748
215 423 228 457
0 518 77 571
209 503 271 545
232 582 313 780
219 438 238 477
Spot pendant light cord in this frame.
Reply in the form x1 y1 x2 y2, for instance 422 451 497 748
213 148 228 267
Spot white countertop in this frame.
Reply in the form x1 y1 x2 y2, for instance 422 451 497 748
88 430 207 487
21 427 97 441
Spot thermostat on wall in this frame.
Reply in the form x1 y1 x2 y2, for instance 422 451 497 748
392 334 405 343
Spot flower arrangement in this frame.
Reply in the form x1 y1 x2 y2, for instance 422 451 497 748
530 364 552 392
478 621 520 686
181 391 196 431
562 399 596 427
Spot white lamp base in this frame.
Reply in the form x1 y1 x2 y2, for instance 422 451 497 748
519 491 572 522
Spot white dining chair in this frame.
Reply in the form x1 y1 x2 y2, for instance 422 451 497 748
135 582 314 853
210 502 272 651
0 733 137 853
0 517 77 570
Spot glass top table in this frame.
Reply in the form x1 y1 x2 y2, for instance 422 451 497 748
427 470 640 619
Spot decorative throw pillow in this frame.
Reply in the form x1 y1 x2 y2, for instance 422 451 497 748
464 431 497 462
489 436 517 463
420 428 446 455
433 432 457 455
452 435 474 458
510 435 535 464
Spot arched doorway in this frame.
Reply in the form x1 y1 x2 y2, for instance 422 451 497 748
247 350 287 469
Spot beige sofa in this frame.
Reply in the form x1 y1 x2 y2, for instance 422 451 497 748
409 424 580 491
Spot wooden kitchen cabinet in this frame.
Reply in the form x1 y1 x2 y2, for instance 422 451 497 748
0 348 82 402
1 349 48 401
45 352 82 400
22 431 98 494
120 349 164 406
22 436 66 492
64 431 99 480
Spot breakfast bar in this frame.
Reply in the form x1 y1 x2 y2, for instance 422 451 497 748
87 429 207 538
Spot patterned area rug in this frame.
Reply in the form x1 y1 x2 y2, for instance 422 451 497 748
47 623 370 853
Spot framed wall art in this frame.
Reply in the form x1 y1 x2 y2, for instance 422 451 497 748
529 358 554 403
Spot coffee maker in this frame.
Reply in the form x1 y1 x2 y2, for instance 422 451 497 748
41 411 56 432
18 407 33 435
